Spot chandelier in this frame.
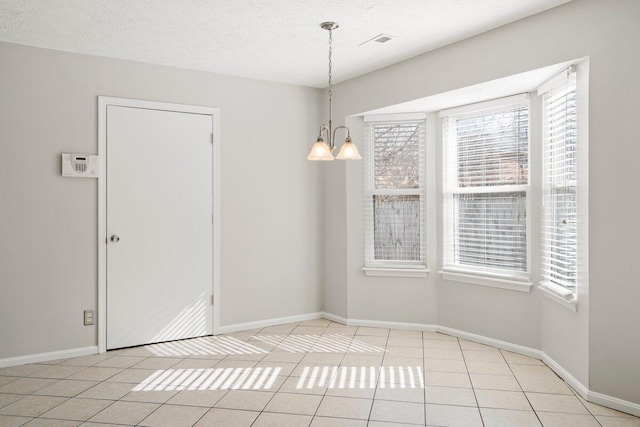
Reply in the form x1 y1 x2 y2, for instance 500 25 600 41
307 22 362 161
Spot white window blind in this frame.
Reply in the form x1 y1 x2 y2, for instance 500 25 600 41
442 97 530 279
539 68 578 297
364 118 426 268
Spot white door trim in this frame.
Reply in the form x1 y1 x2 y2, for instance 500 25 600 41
97 96 221 353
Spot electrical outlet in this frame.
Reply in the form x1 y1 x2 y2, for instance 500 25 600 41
84 310 95 326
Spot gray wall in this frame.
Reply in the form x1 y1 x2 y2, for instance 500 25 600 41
0 41 323 359
325 0 640 405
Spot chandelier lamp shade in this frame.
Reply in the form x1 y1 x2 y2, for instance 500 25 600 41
307 22 362 161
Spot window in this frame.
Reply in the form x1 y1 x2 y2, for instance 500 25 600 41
442 95 530 281
364 115 426 273
539 67 578 301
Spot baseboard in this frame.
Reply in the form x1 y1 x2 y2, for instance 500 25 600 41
320 312 640 417
217 312 324 334
587 390 640 418
347 317 437 332
0 346 98 369
321 311 348 325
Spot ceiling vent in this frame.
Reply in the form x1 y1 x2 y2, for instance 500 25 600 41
359 33 395 46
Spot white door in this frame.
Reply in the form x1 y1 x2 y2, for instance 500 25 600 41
106 105 213 350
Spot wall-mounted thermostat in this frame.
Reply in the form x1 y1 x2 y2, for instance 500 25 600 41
62 153 100 178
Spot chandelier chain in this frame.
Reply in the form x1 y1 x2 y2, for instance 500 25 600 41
328 28 333 100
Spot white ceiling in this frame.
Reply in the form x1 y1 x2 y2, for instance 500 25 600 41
0 0 571 88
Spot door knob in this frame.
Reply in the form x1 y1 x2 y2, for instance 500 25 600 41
110 235 120 243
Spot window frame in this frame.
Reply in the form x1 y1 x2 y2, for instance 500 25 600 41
363 113 428 275
440 94 533 287
538 66 580 306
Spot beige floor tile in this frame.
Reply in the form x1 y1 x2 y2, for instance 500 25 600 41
194 407 259 426
252 412 312 427
459 340 498 351
42 397 114 421
315 396 372 419
0 395 23 410
355 327 390 337
389 330 423 339
500 350 544 365
261 352 306 363
291 326 327 335
78 423 126 427
299 353 342 365
423 332 457 341
261 324 298 334
60 355 113 367
386 338 423 348
264 392 322 415
537 411 600 426
423 359 467 373
423 349 463 361
138 404 208 427
0 377 18 387
0 395 67 417
310 416 367 426
480 408 541 427
469 373 521 391
423 339 460 350
290 364 335 378
213 360 259 370
0 378 58 395
300 318 332 327
22 419 80 426
68 368 123 382
0 365 49 378
463 350 505 362
166 389 227 407
465 361 512 375
169 358 220 370
426 404 483 427
94 356 146 369
384 346 423 359
381 357 423 369
526 392 589 414
131 358 182 370
121 389 177 404
596 416 640 426
103 368 158 384
88 401 159 425
370 399 425 425
350 336 388 347
77 382 134 400
253 361 299 377
579 397 636 418
340 354 384 367
510 367 572 394
34 380 98 398
214 390 274 411
368 422 419 427
375 386 425 403
28 365 87 379
277 376 328 396
0 415 33 427
475 389 531 410
425 385 476 407
424 371 472 388
325 385 376 399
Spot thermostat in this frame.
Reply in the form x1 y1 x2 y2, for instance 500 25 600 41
62 153 100 178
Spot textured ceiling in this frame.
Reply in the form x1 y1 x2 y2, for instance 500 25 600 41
0 0 571 88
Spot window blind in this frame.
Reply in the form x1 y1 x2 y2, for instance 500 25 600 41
540 68 578 296
442 99 530 278
364 119 426 268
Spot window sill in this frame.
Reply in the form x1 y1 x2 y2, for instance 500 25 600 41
439 269 533 293
363 267 429 278
538 283 578 312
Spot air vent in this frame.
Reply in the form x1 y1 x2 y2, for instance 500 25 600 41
359 33 395 47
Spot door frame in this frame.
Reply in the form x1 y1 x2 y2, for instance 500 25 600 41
97 96 221 353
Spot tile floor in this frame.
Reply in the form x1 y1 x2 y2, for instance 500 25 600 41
0 319 638 426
